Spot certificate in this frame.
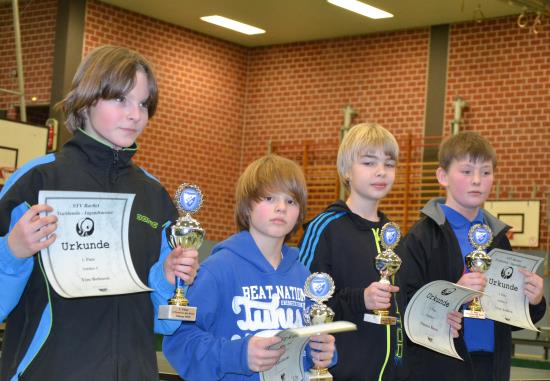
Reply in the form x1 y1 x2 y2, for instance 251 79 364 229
260 321 356 381
481 248 543 330
39 190 152 298
404 280 482 360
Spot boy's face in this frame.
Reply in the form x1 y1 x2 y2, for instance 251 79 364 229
248 191 300 244
84 70 149 149
347 148 396 202
437 157 494 217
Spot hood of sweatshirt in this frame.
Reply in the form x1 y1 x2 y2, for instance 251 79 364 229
210 230 301 274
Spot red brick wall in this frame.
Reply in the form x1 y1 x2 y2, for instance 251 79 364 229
1 1 548 248
0 0 56 116
446 17 550 249
243 31 429 164
84 1 249 240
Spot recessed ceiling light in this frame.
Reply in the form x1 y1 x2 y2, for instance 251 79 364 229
327 0 393 19
200 15 265 35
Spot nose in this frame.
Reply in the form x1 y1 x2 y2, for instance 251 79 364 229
127 102 141 122
376 163 386 177
472 170 481 185
275 199 287 213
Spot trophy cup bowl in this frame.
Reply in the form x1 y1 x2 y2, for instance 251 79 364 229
169 215 205 250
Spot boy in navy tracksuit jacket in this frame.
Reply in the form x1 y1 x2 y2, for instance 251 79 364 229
400 131 545 381
163 154 336 380
0 46 199 381
299 123 409 381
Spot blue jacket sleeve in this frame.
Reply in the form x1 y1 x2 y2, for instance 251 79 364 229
0 202 34 321
163 267 253 381
149 223 181 334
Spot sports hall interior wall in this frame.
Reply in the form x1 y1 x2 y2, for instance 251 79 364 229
0 0 548 248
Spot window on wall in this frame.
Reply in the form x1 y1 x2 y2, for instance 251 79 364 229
14 105 50 126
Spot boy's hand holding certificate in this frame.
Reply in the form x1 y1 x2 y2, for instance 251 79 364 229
38 190 151 298
260 321 356 381
404 280 483 360
481 248 543 331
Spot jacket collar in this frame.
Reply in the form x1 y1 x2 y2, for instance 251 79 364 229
422 197 509 236
63 129 137 169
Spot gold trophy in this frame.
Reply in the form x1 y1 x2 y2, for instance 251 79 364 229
464 223 493 319
364 222 402 325
304 272 335 381
158 184 205 321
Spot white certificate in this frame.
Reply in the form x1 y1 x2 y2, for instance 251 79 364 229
39 190 152 298
404 280 482 360
260 321 356 381
481 248 543 331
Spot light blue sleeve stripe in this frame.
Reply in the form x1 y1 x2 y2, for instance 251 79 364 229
299 212 346 270
0 203 34 321
10 303 52 381
299 212 333 262
0 154 55 199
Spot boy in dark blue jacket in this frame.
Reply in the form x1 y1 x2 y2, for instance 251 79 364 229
400 131 545 381
163 154 336 381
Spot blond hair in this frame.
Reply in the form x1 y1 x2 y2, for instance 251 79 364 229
57 45 158 133
438 131 497 171
337 123 399 189
235 154 307 241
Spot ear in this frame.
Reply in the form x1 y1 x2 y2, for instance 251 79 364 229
436 167 448 188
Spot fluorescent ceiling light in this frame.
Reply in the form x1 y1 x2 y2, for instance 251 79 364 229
200 15 265 35
327 0 393 19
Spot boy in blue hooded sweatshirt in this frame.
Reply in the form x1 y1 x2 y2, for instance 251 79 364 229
163 154 336 380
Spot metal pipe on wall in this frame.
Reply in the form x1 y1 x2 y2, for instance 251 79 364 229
12 0 27 122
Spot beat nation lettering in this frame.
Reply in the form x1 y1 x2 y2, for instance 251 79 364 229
60 240 110 251
232 285 306 333
426 292 450 308
489 278 518 291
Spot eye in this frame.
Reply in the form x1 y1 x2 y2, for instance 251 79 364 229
287 198 297 206
139 101 149 109
362 161 374 166
461 170 471 175
385 160 396 168
114 96 125 103
263 196 273 202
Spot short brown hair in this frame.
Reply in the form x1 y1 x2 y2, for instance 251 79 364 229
438 131 497 171
337 123 399 190
57 45 158 133
235 154 307 241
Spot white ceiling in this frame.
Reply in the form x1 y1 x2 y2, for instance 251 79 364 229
98 0 525 47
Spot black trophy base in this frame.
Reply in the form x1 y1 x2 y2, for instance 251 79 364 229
364 312 396 325
158 304 197 321
307 369 333 381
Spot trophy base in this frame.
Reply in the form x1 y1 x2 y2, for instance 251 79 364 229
306 369 333 381
463 309 486 319
158 304 197 321
364 313 396 325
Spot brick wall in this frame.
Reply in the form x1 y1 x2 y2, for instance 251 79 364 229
446 17 550 249
0 0 56 117
84 1 249 240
